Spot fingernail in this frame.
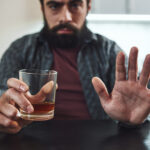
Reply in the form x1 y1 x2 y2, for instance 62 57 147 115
26 91 31 96
16 110 21 117
10 121 18 128
20 85 26 92
27 105 34 113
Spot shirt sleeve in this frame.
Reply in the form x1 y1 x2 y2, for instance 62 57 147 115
0 43 23 95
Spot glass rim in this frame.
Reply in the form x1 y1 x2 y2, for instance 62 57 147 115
19 69 57 75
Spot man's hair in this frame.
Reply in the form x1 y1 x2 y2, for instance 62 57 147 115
39 0 90 6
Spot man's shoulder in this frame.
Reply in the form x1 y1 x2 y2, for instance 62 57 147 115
93 33 116 46
10 32 40 48
2 32 42 59
90 32 121 54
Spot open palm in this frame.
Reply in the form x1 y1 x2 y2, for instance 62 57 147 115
92 47 150 125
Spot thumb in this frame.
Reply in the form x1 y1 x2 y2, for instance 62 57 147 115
92 77 110 104
25 81 54 103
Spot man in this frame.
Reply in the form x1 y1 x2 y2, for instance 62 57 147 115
0 0 150 134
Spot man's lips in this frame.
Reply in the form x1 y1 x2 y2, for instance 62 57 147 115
57 28 73 34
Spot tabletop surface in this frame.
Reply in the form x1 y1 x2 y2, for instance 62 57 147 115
0 120 150 150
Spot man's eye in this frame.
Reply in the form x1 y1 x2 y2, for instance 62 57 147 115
49 4 59 10
70 3 80 9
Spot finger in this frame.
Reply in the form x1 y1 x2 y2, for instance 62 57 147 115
128 47 138 81
56 83 58 90
139 54 150 87
0 103 18 119
25 81 54 103
3 88 34 113
17 119 32 128
116 52 126 81
0 113 18 128
7 78 29 92
92 77 110 105
0 113 22 134
41 81 54 95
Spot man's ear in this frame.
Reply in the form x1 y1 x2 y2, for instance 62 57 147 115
87 0 92 12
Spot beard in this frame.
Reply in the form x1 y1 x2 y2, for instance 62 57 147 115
41 19 89 49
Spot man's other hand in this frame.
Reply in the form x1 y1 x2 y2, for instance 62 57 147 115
92 47 150 125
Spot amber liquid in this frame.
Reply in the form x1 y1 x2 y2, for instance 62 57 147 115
31 102 55 114
20 102 55 121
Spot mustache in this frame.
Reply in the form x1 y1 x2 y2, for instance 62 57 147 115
50 23 78 33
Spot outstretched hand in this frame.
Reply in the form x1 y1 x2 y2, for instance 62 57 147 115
92 47 150 125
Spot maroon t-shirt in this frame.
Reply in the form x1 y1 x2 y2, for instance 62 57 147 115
52 48 91 120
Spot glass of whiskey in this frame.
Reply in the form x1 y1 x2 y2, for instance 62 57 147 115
18 69 57 121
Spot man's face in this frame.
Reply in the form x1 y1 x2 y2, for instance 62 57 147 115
42 0 91 34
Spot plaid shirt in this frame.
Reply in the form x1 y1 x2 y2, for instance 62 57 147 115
0 28 121 120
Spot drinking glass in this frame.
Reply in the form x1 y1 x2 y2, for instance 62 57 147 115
18 69 57 121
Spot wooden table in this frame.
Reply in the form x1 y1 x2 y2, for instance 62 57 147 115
0 120 150 150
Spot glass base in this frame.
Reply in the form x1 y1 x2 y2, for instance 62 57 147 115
19 110 54 121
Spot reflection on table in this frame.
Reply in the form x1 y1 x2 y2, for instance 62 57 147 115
0 120 150 150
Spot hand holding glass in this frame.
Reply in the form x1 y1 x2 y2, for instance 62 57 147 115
18 69 57 121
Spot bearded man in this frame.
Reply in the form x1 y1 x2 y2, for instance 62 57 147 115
0 0 150 134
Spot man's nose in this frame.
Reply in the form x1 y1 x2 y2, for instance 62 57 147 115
59 8 72 24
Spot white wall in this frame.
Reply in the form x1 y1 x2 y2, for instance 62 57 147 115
87 14 150 71
129 0 150 14
92 0 150 14
0 0 42 56
91 0 126 14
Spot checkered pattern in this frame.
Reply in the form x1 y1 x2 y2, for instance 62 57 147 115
0 28 122 119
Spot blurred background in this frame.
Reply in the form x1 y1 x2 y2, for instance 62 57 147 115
0 0 150 71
